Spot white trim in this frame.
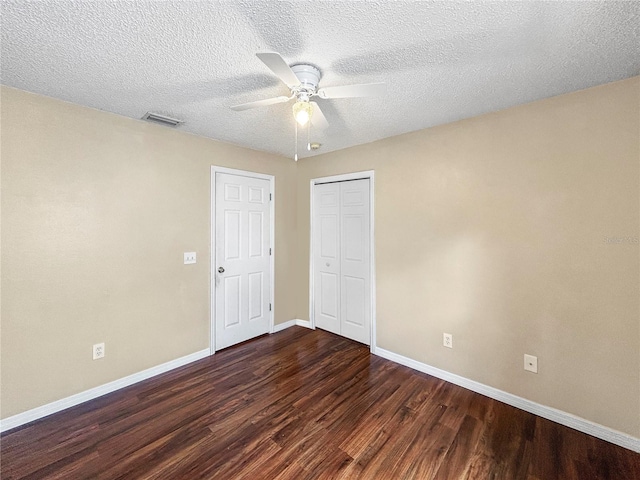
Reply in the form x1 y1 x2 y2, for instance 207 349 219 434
210 166 275 355
296 319 313 329
272 319 314 333
272 319 296 333
369 175 377 352
373 346 640 453
0 349 209 433
312 171 375 184
309 171 376 351
308 184 314 328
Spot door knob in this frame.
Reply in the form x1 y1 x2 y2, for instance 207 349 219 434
218 266 225 273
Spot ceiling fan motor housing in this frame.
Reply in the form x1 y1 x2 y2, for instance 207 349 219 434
291 64 321 93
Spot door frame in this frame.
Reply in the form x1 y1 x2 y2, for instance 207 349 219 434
309 170 376 352
210 166 275 355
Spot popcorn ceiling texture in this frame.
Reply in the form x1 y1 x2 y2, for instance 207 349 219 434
1 1 639 158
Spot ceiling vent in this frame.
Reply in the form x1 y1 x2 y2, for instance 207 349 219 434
141 112 184 127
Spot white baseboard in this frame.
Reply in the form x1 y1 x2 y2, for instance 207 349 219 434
295 319 313 329
0 348 210 433
272 319 297 333
373 346 640 453
2 321 316 432
12 334 633 454
272 319 313 333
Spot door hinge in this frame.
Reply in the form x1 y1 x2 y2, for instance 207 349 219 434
269 303 272 311
270 193 272 201
269 248 272 255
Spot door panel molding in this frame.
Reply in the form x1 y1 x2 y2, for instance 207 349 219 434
210 166 275 355
309 170 376 351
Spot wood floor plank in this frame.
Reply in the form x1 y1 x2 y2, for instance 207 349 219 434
433 414 484 479
2 327 638 479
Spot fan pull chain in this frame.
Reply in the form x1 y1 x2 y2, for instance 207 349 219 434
307 119 311 151
294 120 298 162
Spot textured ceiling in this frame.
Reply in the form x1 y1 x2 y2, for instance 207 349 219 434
2 1 639 159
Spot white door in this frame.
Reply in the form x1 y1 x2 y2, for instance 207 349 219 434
314 179 370 345
215 172 271 350
314 182 341 335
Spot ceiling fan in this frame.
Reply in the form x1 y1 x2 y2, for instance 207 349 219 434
231 52 386 134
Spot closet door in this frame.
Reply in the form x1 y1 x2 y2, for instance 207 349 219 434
339 180 370 345
313 179 370 345
313 183 341 335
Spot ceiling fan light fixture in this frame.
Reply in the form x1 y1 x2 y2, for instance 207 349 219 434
292 100 313 126
230 52 386 159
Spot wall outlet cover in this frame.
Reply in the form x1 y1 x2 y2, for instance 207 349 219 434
184 252 196 264
524 354 538 373
443 333 453 348
93 343 105 360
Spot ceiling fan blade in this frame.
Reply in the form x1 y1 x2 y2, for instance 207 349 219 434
256 52 300 87
317 82 386 99
310 102 329 130
230 95 291 111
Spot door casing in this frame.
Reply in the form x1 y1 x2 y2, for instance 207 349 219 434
210 166 275 355
309 170 376 352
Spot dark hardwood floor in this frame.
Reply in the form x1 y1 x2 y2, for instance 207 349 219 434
1 327 638 479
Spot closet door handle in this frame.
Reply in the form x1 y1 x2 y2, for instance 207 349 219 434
218 266 225 274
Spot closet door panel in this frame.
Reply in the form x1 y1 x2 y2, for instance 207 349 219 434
340 180 370 345
313 183 341 335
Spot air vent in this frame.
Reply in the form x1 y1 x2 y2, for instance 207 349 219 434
141 112 184 127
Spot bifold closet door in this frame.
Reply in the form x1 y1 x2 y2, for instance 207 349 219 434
314 182 341 336
313 179 370 345
339 179 370 344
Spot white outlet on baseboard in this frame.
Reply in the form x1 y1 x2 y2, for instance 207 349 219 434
524 354 538 373
93 343 105 360
443 333 453 348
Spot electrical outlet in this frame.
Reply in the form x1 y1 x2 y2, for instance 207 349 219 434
184 252 196 264
93 343 105 360
443 333 453 349
524 354 538 373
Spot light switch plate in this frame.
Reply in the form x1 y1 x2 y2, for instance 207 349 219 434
184 252 196 264
524 354 538 373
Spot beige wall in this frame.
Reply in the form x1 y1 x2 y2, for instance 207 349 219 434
296 77 640 437
0 86 297 418
2 78 639 439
